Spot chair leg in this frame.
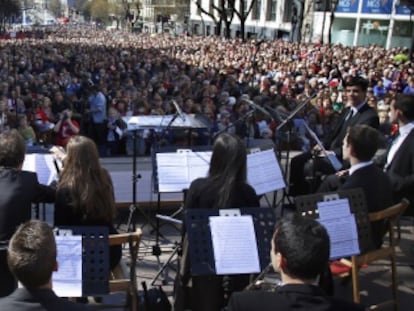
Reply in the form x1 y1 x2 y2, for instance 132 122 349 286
351 256 360 304
390 252 399 311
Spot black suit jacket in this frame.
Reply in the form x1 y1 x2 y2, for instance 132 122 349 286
327 103 379 159
228 283 364 311
381 129 414 214
0 288 90 311
0 168 55 297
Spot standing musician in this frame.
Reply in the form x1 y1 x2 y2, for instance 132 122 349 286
289 76 379 196
376 93 414 215
228 216 364 311
174 133 260 311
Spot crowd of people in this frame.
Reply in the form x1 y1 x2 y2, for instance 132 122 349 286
0 24 412 156
0 24 413 310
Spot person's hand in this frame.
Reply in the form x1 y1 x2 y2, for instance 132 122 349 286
335 169 349 177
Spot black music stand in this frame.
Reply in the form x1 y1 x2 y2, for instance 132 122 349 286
151 146 211 268
55 226 109 296
295 188 374 254
185 208 276 276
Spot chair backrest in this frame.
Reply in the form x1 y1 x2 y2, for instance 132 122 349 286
368 198 409 247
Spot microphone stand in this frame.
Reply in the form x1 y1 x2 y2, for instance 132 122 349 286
213 109 254 140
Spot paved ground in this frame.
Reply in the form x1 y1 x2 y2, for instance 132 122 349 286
45 155 414 310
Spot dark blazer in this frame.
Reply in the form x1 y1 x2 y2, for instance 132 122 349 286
381 129 414 214
175 177 260 311
318 164 392 248
0 287 90 311
0 169 55 297
228 283 365 311
327 103 379 159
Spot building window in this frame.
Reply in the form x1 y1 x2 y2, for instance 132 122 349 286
252 0 262 20
266 0 277 21
282 0 292 23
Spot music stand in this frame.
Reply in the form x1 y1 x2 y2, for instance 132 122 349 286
185 208 276 276
295 188 374 254
55 226 109 296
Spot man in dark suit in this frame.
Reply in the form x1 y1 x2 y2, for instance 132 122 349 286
376 94 414 215
318 125 393 247
0 220 88 310
0 130 55 297
290 76 379 195
228 216 364 311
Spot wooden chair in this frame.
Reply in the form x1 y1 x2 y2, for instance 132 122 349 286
107 229 142 311
344 199 409 310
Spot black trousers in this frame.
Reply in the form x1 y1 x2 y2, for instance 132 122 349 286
0 250 16 297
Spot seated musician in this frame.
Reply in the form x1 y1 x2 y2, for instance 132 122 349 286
289 76 379 195
318 125 392 248
227 216 364 311
174 133 260 311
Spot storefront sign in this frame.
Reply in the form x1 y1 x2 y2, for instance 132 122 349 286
336 0 359 13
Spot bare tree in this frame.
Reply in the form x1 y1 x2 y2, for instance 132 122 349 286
327 1 339 45
0 0 20 33
194 0 222 36
194 0 235 38
232 0 256 41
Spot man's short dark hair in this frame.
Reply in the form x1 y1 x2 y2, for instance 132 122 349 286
0 129 26 168
346 125 380 161
395 93 414 121
344 76 369 92
273 215 330 280
7 220 56 288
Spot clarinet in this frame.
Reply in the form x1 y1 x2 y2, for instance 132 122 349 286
244 263 275 291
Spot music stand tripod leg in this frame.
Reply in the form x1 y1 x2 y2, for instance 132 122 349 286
151 245 180 286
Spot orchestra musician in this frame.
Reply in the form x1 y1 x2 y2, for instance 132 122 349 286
289 76 379 195
228 216 364 311
174 133 260 311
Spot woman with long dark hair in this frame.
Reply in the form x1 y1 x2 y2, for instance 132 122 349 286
175 133 260 311
54 135 121 269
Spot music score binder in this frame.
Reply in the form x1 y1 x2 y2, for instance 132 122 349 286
185 207 276 276
153 144 286 195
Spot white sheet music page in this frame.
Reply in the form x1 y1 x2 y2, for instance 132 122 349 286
247 149 286 195
52 235 82 297
209 215 260 275
156 152 189 192
22 154 57 185
317 199 360 259
187 151 211 183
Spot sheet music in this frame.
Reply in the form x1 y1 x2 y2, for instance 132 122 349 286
52 235 83 297
23 154 58 185
156 148 285 194
156 151 211 193
318 216 360 259
317 199 351 219
247 149 286 195
317 198 360 259
209 215 260 275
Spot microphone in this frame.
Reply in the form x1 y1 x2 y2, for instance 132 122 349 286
172 100 185 122
246 100 273 119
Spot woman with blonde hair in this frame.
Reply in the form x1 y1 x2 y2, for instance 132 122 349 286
54 135 121 269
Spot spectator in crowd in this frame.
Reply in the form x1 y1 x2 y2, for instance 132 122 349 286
0 130 55 297
53 108 80 147
17 114 37 146
228 216 364 311
0 220 89 310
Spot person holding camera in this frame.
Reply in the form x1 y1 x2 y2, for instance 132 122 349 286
53 109 80 147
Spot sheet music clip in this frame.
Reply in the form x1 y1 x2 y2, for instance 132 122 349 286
54 228 74 236
177 149 192 153
249 147 261 154
322 193 340 201
219 209 241 217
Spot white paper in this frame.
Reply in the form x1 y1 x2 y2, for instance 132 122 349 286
247 149 286 195
318 215 360 259
23 154 58 185
52 235 83 297
115 126 123 137
209 215 260 275
317 198 352 220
